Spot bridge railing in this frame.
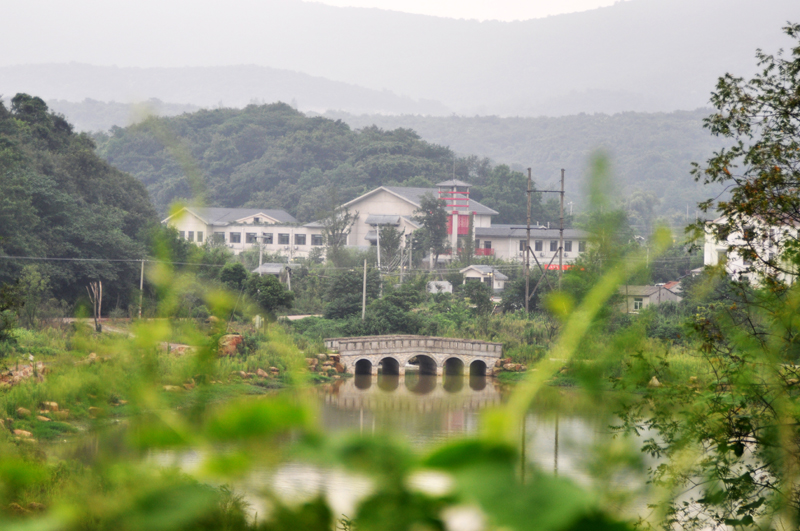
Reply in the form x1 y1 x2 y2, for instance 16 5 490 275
324 335 503 358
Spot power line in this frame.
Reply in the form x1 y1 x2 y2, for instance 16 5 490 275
0 255 227 268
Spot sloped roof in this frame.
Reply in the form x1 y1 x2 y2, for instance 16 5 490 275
475 224 589 239
343 186 499 216
365 214 401 226
618 285 676 297
166 207 297 225
251 263 287 275
436 179 473 188
460 264 509 281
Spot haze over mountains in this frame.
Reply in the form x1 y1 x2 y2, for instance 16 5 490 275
1 0 795 116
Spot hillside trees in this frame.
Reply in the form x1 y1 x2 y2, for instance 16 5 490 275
94 104 563 228
0 94 157 307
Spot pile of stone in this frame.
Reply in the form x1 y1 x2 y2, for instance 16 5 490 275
0 401 70 444
494 358 527 373
218 334 243 357
308 353 345 377
0 362 46 389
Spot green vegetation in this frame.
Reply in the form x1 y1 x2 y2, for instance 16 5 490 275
326 108 729 227
0 94 157 307
93 103 561 225
1 22 800 531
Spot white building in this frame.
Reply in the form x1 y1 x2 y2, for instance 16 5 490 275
339 184 497 248
618 285 681 313
474 225 589 265
460 265 508 291
163 184 591 265
704 216 797 284
162 207 324 260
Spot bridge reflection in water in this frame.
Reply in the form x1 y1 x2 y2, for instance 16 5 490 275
318 374 504 443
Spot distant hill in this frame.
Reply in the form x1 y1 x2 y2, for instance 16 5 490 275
0 64 449 120
93 103 559 226
323 109 729 222
0 0 795 115
45 99 201 133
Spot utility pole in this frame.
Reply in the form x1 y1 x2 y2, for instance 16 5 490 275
558 169 565 291
525 168 532 313
258 235 264 276
138 259 144 319
400 248 404 283
361 259 367 321
376 224 381 270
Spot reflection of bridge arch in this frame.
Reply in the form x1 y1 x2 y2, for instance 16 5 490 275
321 374 504 412
325 335 502 376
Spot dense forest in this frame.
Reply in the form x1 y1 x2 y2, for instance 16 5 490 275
0 94 156 305
94 103 561 225
323 109 730 224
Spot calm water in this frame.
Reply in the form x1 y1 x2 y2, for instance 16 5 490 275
152 374 651 525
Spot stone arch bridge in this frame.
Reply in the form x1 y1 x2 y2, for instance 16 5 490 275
324 335 503 376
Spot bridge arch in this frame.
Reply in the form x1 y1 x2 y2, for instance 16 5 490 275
354 359 373 376
378 356 400 376
408 354 437 376
444 357 465 375
470 359 488 377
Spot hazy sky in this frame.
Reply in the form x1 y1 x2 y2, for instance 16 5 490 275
309 0 623 21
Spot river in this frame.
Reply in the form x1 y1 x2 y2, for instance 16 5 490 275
147 373 653 527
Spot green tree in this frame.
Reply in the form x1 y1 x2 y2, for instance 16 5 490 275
414 194 449 267
691 23 800 277
617 24 800 530
321 206 358 267
378 225 403 270
461 280 493 316
323 269 380 319
18 265 50 328
244 274 294 313
219 263 248 291
0 282 22 345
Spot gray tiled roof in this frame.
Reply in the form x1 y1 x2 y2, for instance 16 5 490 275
382 187 498 216
435 179 473 188
187 207 297 225
618 285 675 297
460 265 509 281
475 225 589 239
365 214 402 226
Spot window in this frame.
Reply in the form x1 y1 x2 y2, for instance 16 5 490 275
483 241 492 249
535 240 542 252
246 233 257 244
253 217 260 224
578 240 585 252
564 241 572 252
519 240 526 252
633 298 644 311
213 232 225 243
230 232 241 244
187 231 194 242
295 234 306 246
197 231 203 243
278 233 290 245
179 231 185 240
550 240 558 252
311 234 323 246
263 233 273 245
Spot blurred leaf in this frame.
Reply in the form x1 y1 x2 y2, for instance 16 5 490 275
205 397 308 441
